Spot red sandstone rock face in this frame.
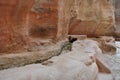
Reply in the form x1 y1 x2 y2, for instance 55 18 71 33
0 0 117 53
0 0 59 53
30 0 58 39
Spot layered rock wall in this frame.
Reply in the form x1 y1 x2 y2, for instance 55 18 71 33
114 0 120 37
0 0 117 53
68 0 115 37
0 0 60 53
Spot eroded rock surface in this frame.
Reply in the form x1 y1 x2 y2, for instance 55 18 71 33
0 39 113 80
95 36 116 54
0 0 117 53
114 0 120 37
68 0 115 37
0 39 99 80
0 0 59 53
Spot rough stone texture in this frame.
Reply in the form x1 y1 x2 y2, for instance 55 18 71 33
0 39 114 80
0 48 59 70
69 35 87 40
0 0 33 53
0 37 87 70
0 39 68 70
97 73 113 80
114 0 120 37
96 36 116 54
0 39 100 80
73 39 112 74
68 0 115 37
30 0 58 39
95 53 111 73
0 0 117 53
105 53 120 80
0 0 60 53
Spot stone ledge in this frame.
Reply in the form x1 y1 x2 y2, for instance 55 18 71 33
0 44 61 70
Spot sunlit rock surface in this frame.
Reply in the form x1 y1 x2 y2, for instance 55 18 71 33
97 73 113 80
0 0 119 80
0 40 67 70
0 0 116 53
0 39 102 80
67 0 115 37
116 41 120 54
102 41 120 80
97 36 116 54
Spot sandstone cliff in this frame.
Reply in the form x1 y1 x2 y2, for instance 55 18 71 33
0 0 117 53
68 0 115 37
0 0 59 53
114 0 120 37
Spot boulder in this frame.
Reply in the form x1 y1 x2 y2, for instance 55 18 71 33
0 39 100 80
97 36 116 54
95 53 111 73
73 39 111 74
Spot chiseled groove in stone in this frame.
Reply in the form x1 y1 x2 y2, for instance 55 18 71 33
0 39 71 70
0 47 60 70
